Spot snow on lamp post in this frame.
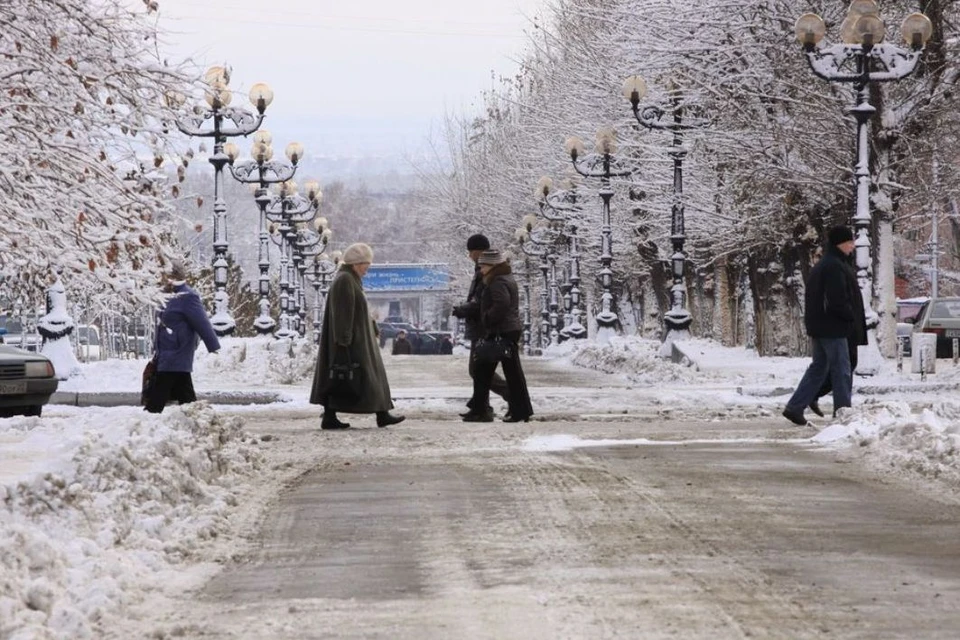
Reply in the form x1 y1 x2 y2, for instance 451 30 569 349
565 129 631 343
536 176 587 340
292 219 333 339
225 133 304 335
623 75 707 355
174 66 273 336
309 250 341 345
266 180 321 339
516 216 564 349
795 2 932 371
38 270 80 379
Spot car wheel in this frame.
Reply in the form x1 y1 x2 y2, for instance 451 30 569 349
22 405 42 418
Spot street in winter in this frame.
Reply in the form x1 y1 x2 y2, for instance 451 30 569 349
4 0 960 638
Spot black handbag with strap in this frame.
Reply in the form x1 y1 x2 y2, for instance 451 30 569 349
329 346 363 403
474 334 513 364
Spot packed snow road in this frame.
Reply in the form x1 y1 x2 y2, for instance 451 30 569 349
115 355 960 639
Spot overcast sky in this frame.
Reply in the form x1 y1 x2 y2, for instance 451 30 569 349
156 0 544 158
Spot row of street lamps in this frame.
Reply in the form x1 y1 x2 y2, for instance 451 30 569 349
173 66 341 339
516 1 931 356
164 2 931 352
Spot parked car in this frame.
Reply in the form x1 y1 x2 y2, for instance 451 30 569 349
896 297 929 357
75 324 105 362
378 321 417 348
0 315 40 352
0 345 58 417
912 297 960 358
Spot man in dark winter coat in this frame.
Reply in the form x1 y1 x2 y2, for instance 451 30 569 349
392 330 413 355
438 334 453 355
783 226 867 426
451 234 509 418
144 261 220 414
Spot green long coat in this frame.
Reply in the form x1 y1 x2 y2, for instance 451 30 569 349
309 265 394 413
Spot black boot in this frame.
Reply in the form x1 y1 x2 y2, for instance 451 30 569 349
376 411 405 428
808 400 825 417
321 411 351 430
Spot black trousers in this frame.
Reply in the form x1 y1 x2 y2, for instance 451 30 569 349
145 371 197 414
471 331 533 419
468 339 509 406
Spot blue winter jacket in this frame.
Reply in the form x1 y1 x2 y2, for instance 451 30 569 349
156 284 220 372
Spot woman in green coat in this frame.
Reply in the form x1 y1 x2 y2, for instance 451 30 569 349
309 243 405 430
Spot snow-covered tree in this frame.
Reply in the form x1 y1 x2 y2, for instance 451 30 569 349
0 0 193 310
414 0 960 356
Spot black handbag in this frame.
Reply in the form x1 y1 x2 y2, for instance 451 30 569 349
329 347 363 403
140 357 157 407
474 334 513 364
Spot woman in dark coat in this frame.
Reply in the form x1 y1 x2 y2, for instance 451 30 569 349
463 249 533 423
145 261 220 414
309 243 405 430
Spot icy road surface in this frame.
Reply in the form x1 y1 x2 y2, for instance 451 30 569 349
109 354 960 639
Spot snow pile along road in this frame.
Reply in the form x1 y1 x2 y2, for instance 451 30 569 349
61 336 319 393
567 336 703 385
814 401 960 487
0 403 262 639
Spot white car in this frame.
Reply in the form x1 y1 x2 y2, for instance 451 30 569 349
75 325 105 362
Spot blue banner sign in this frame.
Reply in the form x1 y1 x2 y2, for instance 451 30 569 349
363 264 450 292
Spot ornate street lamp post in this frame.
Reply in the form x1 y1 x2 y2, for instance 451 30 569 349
291 219 333 338
309 251 341 344
174 66 273 336
564 129 631 342
623 75 706 352
224 132 304 334
536 177 587 340
516 216 563 348
266 180 321 339
795 2 932 366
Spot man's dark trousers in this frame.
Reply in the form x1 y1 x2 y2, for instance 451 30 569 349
468 340 509 407
785 337 852 415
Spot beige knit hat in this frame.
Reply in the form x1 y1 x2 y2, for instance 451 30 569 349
342 242 374 265
477 249 506 266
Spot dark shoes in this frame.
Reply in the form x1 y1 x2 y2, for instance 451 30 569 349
462 411 494 423
461 407 494 420
782 409 809 426
376 412 406 428
503 415 530 423
808 400 825 418
321 415 351 430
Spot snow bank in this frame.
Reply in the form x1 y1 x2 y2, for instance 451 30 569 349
0 403 262 639
60 337 319 393
562 336 702 385
814 401 960 486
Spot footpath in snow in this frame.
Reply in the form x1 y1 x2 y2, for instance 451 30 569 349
3 335 960 638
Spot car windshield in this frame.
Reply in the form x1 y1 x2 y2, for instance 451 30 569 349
931 299 960 319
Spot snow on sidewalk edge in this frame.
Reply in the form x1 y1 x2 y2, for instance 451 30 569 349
0 403 263 639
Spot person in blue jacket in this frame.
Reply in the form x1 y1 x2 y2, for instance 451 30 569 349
144 261 220 413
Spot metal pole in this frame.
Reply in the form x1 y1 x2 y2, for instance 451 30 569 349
548 254 560 346
595 170 617 332
254 187 275 334
663 105 693 344
522 257 533 354
851 55 879 334
208 122 236 336
932 155 940 299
